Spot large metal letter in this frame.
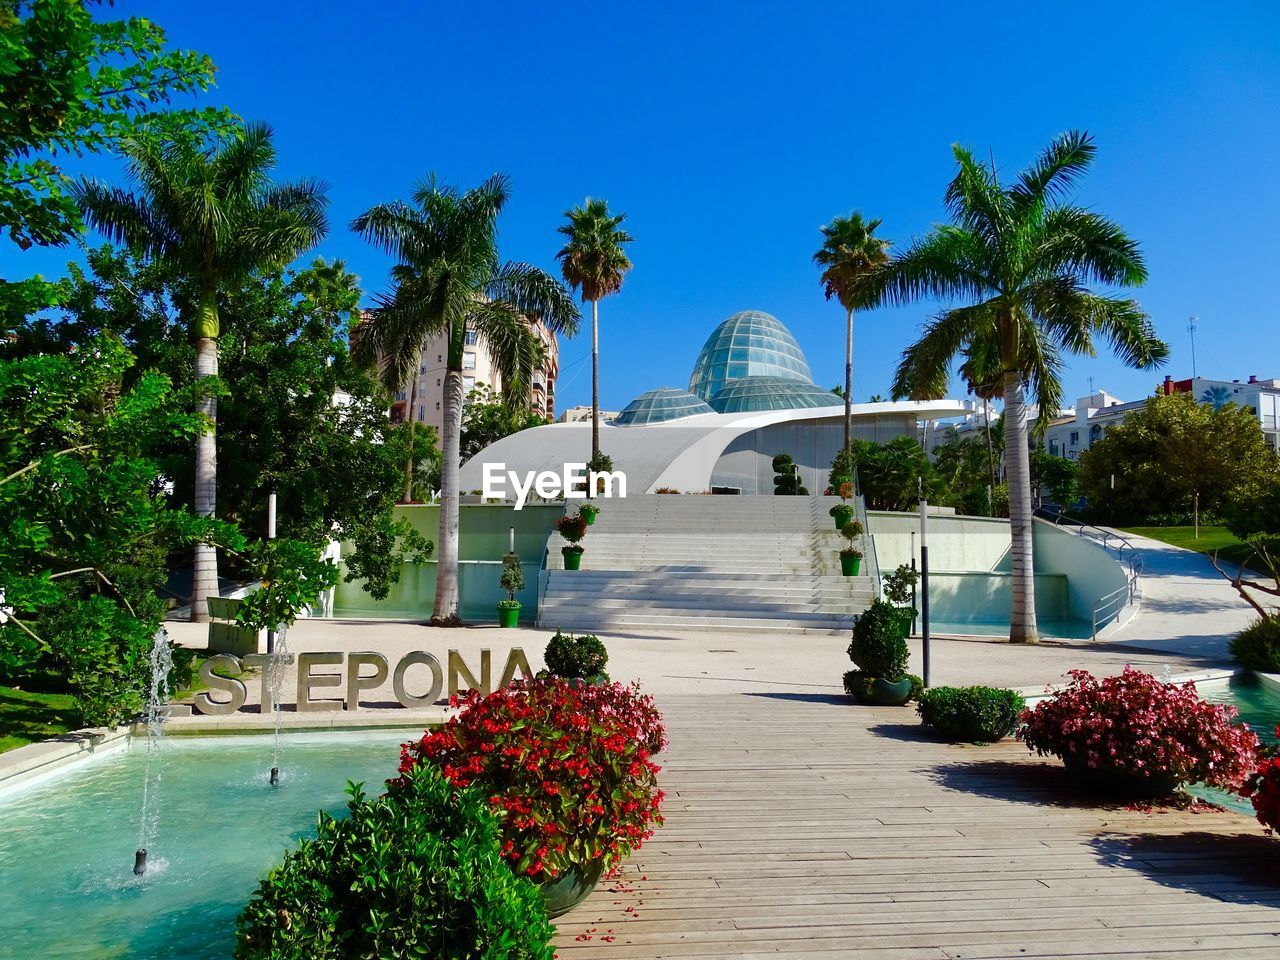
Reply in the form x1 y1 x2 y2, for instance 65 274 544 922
393 651 443 708
192 655 246 715
448 649 491 697
296 652 343 713
242 652 296 711
499 647 533 688
346 652 389 711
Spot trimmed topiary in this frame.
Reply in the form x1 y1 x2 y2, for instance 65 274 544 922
848 599 909 681
235 765 555 960
544 629 609 681
1230 617 1280 673
916 686 1026 742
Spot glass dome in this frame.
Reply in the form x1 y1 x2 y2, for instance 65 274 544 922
688 310 814 401
613 387 715 426
708 376 841 414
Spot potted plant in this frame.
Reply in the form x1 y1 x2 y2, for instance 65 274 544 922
544 629 609 682
916 686 1025 743
497 562 524 628
882 563 919 638
556 513 588 570
1241 729 1280 833
400 678 666 917
839 519 864 576
844 598 912 705
578 503 599 526
829 502 854 531
1019 667 1260 800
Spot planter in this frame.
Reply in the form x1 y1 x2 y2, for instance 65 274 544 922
497 604 521 628
562 548 583 571
581 511 597 526
1063 754 1182 800
840 554 862 577
889 607 915 639
860 676 913 706
538 859 605 918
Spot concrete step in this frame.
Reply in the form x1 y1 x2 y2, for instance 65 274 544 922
535 612 853 634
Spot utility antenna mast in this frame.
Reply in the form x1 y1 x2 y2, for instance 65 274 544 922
1188 315 1199 379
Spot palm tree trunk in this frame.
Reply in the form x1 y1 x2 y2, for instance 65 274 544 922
590 298 600 462
401 373 418 502
190 321 220 623
431 367 465 623
1002 370 1038 643
843 305 853 452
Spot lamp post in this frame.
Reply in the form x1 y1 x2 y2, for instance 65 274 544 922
266 492 277 655
918 478 931 689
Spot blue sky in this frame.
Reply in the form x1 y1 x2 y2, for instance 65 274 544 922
15 2 1280 412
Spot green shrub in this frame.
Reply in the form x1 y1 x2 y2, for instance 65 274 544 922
843 669 872 700
847 599 909 681
883 563 918 605
916 686 1026 742
829 503 854 525
236 766 554 960
544 629 609 680
1231 617 1280 673
499 561 525 608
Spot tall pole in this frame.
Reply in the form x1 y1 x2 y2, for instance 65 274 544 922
918 478 930 689
265 492 277 655
1188 315 1199 380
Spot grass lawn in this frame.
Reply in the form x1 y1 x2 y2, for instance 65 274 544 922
0 684 81 754
1121 524 1260 570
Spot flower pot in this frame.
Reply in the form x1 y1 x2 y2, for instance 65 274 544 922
840 554 862 577
562 549 583 570
582 512 597 526
497 604 520 628
890 607 915 639
1063 754 1182 800
538 859 605 918
860 676 913 706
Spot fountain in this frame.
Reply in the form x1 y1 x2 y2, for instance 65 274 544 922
134 626 173 875
265 623 290 787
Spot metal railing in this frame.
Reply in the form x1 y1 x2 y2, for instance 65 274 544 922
1036 508 1143 638
852 471 883 599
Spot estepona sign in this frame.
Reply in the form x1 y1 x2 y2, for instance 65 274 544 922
192 647 533 715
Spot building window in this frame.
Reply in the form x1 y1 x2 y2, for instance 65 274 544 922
463 376 476 393
417 405 425 421
419 361 427 374
1069 431 1079 445
463 352 477 370
436 378 441 387
464 329 479 346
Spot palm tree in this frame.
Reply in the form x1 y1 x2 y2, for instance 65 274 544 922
813 213 890 452
555 199 633 464
353 174 579 624
74 123 328 621
869 131 1167 643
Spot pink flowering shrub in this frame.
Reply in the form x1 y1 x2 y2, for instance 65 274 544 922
1240 730 1280 833
1018 667 1259 789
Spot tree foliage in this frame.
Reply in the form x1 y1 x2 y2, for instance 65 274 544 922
1079 392 1279 524
460 383 548 462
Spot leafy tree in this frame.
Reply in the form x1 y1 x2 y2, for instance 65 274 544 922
813 212 890 452
1223 474 1280 540
771 454 808 495
1029 447 1078 509
861 436 943 511
931 428 991 509
869 131 1167 642
1079 392 1279 524
73 124 328 620
556 198 632 463
353 174 579 624
460 383 549 462
0 337 331 725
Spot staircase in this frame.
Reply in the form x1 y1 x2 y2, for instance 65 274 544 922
537 495 875 634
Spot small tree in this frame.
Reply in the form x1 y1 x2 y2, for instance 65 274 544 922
498 562 525 610
772 454 808 495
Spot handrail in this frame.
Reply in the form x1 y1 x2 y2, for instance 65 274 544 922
852 470 883 599
1036 508 1143 638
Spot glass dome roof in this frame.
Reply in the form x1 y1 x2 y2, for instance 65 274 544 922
613 387 716 426
688 310 814 402
708 376 841 414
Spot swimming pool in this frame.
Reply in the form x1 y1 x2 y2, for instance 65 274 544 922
1193 673 1280 814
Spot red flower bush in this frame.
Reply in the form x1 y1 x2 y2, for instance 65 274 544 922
1240 731 1280 833
1019 667 1259 790
399 678 665 882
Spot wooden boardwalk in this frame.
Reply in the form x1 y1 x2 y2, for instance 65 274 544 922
555 693 1280 959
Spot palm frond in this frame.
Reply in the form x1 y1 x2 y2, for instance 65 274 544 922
890 302 997 400
871 227 990 307
1034 207 1147 287
1011 130 1095 211
488 261 581 336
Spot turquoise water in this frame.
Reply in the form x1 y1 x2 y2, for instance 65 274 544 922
1192 675 1280 814
0 732 410 959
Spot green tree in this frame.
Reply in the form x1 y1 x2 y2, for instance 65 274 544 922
1079 391 1279 524
556 198 632 464
813 212 890 452
73 124 328 621
1029 447 1078 509
862 436 944 511
353 174 579 624
871 131 1167 642
460 383 549 462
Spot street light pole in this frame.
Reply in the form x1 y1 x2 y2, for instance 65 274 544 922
918 478 931 689
266 492 277 655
